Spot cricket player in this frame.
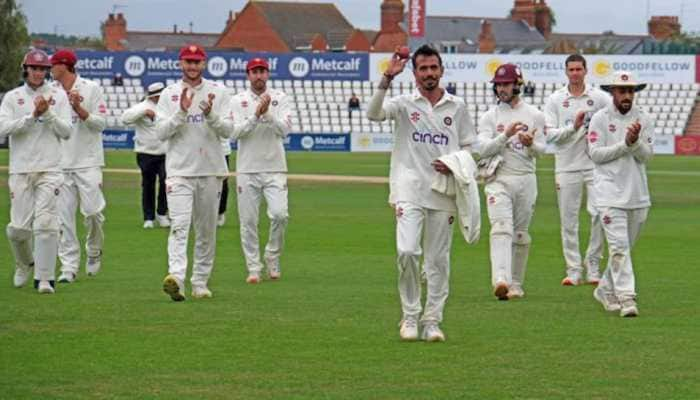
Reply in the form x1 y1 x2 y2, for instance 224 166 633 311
208 57 292 283
544 54 611 286
478 63 546 300
51 49 108 283
121 82 170 229
367 45 477 342
0 49 72 293
156 44 230 301
588 71 653 318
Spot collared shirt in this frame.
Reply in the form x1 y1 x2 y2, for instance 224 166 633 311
544 84 611 172
368 88 477 211
588 104 653 209
121 99 167 155
155 78 229 177
209 88 291 174
0 83 71 174
478 100 546 175
52 76 108 169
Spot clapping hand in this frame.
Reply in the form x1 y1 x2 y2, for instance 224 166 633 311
33 96 52 118
180 88 194 112
199 93 215 116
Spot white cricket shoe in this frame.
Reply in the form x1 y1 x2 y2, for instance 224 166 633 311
57 271 76 283
217 214 226 227
162 274 185 301
86 251 102 276
585 265 601 285
494 281 509 301
37 280 55 294
399 318 419 341
13 262 33 288
421 324 445 342
143 220 155 229
246 273 261 284
192 285 213 299
507 285 525 299
266 258 281 280
156 214 170 228
593 286 622 312
620 298 639 318
561 274 582 286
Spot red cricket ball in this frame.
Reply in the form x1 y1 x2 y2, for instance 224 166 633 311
396 46 410 59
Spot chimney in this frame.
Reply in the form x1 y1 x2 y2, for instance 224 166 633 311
534 0 552 39
648 16 681 40
173 24 178 34
511 0 536 28
372 0 407 52
103 12 127 51
380 0 404 33
310 33 329 52
478 20 496 53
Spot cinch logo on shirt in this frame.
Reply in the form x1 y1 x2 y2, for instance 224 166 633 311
412 131 449 145
186 113 205 124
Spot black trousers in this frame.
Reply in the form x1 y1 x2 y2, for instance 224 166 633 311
219 155 230 215
136 153 167 221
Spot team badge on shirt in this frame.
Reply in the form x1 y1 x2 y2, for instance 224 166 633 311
272 100 278 107
17 98 24 105
562 100 570 108
588 131 598 143
54 188 60 196
488 196 496 205
608 124 616 132
603 215 612 225
587 99 594 106
496 124 505 133
410 112 421 122
49 98 56 105
171 95 179 102
98 104 107 114
443 116 453 126
241 101 248 108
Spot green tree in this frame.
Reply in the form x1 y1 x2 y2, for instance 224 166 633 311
0 0 30 92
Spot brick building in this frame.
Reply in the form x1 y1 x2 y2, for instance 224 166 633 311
102 0 682 54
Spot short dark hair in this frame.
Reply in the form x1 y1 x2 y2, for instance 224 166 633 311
411 45 442 69
565 54 587 69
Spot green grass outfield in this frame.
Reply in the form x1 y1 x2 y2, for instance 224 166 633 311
1 150 699 399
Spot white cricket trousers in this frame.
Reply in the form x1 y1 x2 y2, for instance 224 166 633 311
7 172 63 281
597 207 648 300
395 201 454 325
556 170 604 276
236 172 288 274
484 173 536 289
58 167 106 274
166 176 222 287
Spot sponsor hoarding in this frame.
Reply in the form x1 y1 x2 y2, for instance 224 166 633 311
675 135 700 155
75 51 369 85
370 53 696 84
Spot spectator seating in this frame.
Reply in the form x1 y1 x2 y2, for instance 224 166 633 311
97 78 699 139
